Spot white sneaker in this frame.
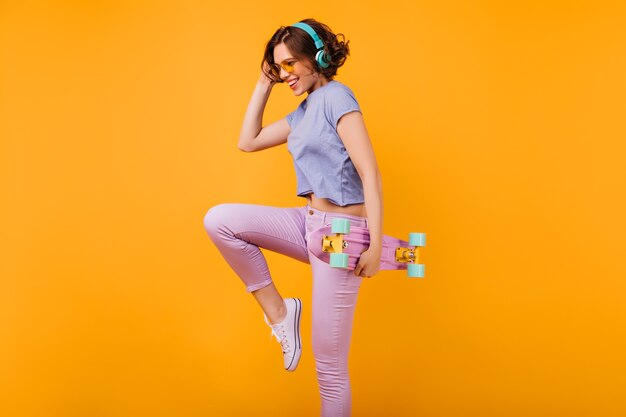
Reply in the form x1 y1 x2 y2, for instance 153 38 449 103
264 298 302 372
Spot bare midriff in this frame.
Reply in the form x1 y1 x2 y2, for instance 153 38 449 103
305 192 367 218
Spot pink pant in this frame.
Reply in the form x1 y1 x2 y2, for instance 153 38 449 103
203 203 369 417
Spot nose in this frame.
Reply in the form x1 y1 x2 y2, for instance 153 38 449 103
278 65 291 80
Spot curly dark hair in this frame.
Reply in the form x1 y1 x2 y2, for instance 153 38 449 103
261 18 351 84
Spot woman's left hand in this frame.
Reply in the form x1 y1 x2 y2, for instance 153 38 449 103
354 247 382 278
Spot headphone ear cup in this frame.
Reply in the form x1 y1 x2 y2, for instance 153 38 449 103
316 50 330 68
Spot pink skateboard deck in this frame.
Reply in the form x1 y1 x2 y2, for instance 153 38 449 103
308 222 426 277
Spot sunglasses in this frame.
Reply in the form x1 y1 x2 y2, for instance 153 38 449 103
271 59 298 74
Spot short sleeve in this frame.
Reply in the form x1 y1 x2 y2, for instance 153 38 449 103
325 86 362 130
285 109 296 127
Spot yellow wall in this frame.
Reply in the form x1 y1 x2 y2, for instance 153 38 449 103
1 1 625 416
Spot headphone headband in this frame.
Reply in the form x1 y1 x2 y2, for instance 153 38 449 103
290 22 324 49
289 21 330 69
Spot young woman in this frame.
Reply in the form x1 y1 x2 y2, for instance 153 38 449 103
203 18 383 417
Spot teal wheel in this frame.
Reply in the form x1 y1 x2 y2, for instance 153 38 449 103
407 263 425 278
331 218 351 234
329 253 349 268
409 233 426 247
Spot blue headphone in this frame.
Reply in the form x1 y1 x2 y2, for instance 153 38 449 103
290 22 330 69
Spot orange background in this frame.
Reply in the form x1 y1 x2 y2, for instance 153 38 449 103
1 1 625 416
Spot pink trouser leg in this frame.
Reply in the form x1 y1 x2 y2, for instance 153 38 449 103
203 203 368 417
306 210 366 417
203 203 309 292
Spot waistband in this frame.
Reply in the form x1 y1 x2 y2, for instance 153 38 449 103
305 204 369 227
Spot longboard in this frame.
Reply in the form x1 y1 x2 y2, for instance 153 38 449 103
308 218 426 278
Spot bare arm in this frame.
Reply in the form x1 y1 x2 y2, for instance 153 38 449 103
238 69 291 152
337 111 383 250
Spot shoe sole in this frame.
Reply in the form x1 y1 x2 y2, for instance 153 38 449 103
286 298 302 372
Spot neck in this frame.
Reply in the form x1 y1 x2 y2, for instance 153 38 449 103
307 78 331 94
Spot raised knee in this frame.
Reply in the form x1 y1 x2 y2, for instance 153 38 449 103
203 203 232 237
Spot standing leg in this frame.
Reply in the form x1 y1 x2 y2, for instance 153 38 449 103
305 208 367 417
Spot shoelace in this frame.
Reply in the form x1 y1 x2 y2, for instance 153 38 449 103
270 324 291 354
264 312 292 354
265 319 291 354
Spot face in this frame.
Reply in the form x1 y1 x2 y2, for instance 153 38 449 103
273 42 329 96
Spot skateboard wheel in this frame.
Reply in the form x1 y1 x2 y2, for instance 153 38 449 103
409 233 426 247
330 253 349 268
331 218 351 234
407 263 425 278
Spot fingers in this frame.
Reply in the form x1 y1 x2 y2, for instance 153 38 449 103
354 266 371 278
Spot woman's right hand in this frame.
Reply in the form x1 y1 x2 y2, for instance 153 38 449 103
259 61 277 88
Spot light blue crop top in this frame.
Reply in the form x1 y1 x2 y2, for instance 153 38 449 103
285 80 364 207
